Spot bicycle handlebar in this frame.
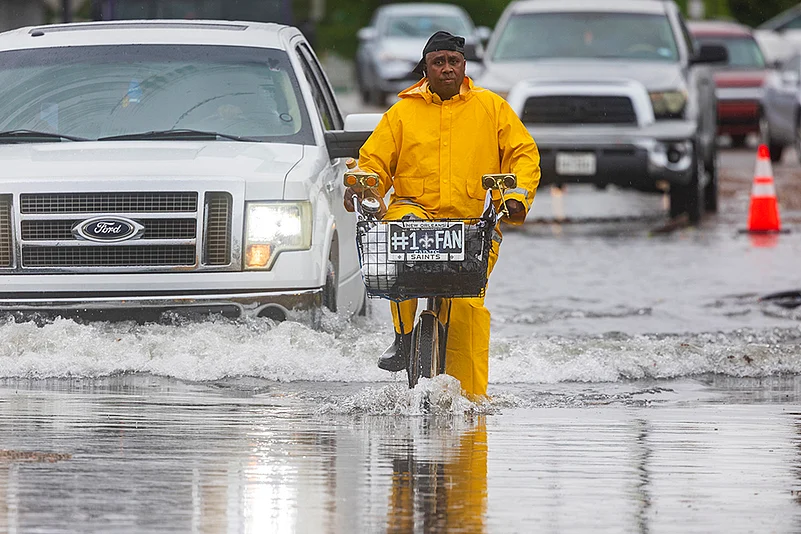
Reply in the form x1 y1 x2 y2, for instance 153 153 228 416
344 168 517 221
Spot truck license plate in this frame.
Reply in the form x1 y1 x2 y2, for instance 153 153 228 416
556 152 596 176
387 221 465 262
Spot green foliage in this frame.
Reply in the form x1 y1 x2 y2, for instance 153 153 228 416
316 0 509 59
676 0 731 20
728 0 799 27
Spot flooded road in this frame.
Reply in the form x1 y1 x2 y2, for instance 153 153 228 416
3 376 801 533
2 101 801 531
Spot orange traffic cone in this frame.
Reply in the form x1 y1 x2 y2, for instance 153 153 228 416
746 144 782 233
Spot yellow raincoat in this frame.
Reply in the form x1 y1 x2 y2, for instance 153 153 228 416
359 77 540 397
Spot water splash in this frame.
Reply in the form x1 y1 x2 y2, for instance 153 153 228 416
490 327 801 383
317 375 494 416
0 315 799 385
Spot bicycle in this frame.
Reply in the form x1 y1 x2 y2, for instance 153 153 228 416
345 166 517 388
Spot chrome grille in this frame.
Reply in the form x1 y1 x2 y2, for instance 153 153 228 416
21 219 197 241
0 196 11 267
204 193 232 266
20 192 198 214
22 245 196 267
522 96 637 125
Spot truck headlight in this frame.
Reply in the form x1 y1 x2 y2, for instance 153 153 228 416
244 201 312 270
650 90 687 119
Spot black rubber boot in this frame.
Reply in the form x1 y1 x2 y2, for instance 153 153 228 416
378 332 412 372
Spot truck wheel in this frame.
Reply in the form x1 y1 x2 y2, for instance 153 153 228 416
356 289 370 317
795 117 801 165
322 259 337 313
769 143 784 164
730 134 747 148
761 113 784 163
704 152 719 213
669 147 704 224
371 88 387 107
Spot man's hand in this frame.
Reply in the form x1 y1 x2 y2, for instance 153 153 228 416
344 187 360 212
505 199 525 217
344 187 388 218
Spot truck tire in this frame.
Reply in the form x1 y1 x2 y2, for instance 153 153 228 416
669 146 704 224
795 116 801 165
356 289 370 317
761 113 784 163
769 143 784 164
322 259 337 313
730 134 747 148
704 152 718 213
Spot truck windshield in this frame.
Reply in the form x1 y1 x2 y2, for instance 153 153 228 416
696 37 766 69
94 0 292 25
0 45 312 144
493 12 679 62
383 14 471 38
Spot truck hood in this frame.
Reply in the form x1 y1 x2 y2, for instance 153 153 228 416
479 59 684 92
0 141 304 183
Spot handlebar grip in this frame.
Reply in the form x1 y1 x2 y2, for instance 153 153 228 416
344 171 380 189
481 174 517 191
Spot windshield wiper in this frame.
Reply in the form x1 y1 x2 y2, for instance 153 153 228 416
0 130 88 143
97 129 257 142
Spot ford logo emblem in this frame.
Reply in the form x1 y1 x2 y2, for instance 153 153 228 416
72 216 144 243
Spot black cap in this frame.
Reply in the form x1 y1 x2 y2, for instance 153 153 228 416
412 30 466 76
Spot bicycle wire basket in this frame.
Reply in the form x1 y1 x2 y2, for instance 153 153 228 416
355 216 494 301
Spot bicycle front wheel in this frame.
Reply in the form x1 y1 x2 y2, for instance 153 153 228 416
407 311 442 388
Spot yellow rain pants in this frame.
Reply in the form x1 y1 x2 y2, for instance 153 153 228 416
384 202 499 398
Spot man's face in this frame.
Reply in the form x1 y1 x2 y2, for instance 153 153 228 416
424 50 465 100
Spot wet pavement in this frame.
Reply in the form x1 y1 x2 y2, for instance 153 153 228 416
2 97 801 531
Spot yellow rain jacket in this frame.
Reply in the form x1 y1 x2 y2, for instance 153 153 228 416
359 77 540 398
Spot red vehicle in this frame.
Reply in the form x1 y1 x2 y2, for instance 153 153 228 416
689 21 769 147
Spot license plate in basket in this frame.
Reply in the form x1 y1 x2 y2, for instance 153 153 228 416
556 152 596 176
387 221 465 261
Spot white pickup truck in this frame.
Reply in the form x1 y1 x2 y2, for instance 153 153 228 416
0 20 374 324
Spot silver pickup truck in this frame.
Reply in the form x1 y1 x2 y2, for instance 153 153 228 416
476 0 727 223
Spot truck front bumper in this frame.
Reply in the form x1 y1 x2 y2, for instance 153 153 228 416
717 99 760 136
528 121 697 191
0 287 323 323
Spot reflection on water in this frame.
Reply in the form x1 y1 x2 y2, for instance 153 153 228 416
1 376 801 533
385 417 487 533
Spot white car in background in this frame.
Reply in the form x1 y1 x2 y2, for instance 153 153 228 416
755 4 801 66
0 20 374 325
355 2 490 106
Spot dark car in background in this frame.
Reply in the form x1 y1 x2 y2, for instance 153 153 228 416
355 3 490 106
689 20 769 148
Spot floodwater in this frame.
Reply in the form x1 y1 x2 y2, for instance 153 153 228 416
2 141 801 532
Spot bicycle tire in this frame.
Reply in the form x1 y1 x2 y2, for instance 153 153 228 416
407 312 441 388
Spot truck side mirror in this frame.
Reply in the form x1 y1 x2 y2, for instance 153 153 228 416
357 27 377 41
691 43 728 65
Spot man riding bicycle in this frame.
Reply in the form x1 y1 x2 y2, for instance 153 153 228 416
344 31 541 398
